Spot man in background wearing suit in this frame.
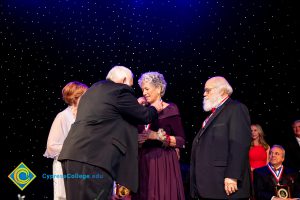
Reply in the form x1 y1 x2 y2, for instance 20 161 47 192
284 120 300 172
253 145 300 200
190 76 251 199
58 66 162 200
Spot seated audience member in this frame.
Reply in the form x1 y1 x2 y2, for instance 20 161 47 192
253 145 300 200
284 119 300 171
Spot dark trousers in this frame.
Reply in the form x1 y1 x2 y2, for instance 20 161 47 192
61 160 113 200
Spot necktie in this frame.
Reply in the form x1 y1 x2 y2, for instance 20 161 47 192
202 108 216 128
201 96 229 129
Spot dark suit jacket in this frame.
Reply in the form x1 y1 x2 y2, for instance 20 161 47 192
190 98 251 199
253 165 300 200
284 136 300 171
58 80 158 192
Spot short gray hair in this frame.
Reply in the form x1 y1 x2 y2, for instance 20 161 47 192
271 144 285 158
138 72 167 96
292 119 300 126
106 66 133 83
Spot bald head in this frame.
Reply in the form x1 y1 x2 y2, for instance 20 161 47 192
106 66 133 86
205 76 233 96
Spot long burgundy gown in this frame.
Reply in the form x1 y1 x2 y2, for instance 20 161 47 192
132 103 186 200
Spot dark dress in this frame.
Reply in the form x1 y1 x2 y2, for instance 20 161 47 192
132 103 186 200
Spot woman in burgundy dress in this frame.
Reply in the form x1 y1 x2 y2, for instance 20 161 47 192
132 72 185 200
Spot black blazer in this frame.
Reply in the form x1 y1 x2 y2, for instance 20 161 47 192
253 165 300 200
190 98 252 199
58 80 158 192
284 136 300 171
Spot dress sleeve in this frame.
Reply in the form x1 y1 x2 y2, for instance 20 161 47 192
44 111 71 159
169 115 186 148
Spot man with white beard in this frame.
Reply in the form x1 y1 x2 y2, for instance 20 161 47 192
190 76 252 200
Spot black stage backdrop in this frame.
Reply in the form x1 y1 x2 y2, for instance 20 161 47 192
1 0 299 199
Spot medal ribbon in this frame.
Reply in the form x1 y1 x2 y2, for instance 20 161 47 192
268 163 284 184
145 124 150 131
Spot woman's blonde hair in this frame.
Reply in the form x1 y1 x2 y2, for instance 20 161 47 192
251 124 269 150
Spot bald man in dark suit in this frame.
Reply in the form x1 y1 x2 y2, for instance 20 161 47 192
58 66 162 200
190 76 251 200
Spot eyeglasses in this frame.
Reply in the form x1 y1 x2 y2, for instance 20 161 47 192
204 87 217 94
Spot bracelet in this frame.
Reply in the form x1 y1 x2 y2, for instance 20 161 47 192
165 135 170 146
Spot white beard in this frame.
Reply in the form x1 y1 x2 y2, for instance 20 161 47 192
203 94 223 112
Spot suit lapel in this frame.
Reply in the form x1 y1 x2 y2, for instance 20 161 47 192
292 137 300 151
197 98 232 138
267 167 279 185
267 165 289 185
278 169 290 185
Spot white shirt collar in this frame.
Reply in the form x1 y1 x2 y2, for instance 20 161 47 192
295 136 300 146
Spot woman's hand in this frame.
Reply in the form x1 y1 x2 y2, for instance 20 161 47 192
140 129 158 141
147 130 159 140
137 97 148 106
138 133 148 144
